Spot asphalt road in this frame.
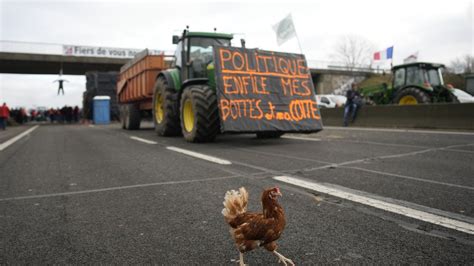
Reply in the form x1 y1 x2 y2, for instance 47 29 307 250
1 123 473 264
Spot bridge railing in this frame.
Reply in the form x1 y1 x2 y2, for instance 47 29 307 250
0 40 63 55
307 59 390 73
0 40 167 59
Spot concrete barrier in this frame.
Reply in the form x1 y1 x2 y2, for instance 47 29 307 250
320 103 474 130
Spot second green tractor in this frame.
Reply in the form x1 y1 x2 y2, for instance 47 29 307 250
360 62 458 105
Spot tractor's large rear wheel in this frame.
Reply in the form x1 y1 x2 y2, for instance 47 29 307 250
394 87 431 105
180 85 219 142
121 103 141 130
153 78 181 136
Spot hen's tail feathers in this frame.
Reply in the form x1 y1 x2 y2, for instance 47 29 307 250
222 187 249 223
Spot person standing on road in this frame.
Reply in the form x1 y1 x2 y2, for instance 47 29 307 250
343 83 362 127
0 102 10 130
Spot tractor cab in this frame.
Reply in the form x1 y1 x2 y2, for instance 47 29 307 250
391 62 456 104
392 62 445 91
172 30 233 82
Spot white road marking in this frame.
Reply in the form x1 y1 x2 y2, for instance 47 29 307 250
283 131 473 154
324 126 474 136
378 143 474 160
236 145 470 191
273 175 474 235
282 135 321 142
130 136 158 144
344 166 474 191
303 143 474 172
236 147 332 165
445 148 474 154
166 146 232 165
336 139 427 149
0 125 39 151
0 175 239 202
88 124 95 127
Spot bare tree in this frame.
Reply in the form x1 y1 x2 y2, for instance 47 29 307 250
333 35 376 71
448 54 473 74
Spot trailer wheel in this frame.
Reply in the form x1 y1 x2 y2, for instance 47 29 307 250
120 105 126 129
153 78 181 136
180 85 219 142
256 132 284 139
394 87 431 105
121 103 141 130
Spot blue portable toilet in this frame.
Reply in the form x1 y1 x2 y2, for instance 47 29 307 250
93 96 111 124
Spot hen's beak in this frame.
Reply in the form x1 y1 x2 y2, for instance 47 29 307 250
275 188 282 197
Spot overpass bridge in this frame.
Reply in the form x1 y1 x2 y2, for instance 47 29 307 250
0 51 130 75
0 40 377 94
0 40 164 75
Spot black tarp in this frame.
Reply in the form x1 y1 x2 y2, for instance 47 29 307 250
83 71 120 121
213 46 323 133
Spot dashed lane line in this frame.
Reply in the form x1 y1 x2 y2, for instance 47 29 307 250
127 136 231 165
274 175 474 235
0 175 240 202
166 146 232 165
0 125 39 152
130 136 158 144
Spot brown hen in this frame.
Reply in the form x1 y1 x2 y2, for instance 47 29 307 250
222 187 294 266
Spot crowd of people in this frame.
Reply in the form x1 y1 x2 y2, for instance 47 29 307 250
46 106 81 124
0 102 82 130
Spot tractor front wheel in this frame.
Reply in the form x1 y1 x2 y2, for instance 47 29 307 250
394 87 431 105
180 85 219 142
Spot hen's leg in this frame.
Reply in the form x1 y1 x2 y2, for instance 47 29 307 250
239 252 246 266
273 250 295 266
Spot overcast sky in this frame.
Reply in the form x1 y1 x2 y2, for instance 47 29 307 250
0 0 473 109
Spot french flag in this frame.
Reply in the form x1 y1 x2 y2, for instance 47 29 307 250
374 46 394 60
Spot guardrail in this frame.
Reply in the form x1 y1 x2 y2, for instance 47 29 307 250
320 103 474 131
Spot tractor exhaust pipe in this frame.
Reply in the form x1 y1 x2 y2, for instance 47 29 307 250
241 38 246 48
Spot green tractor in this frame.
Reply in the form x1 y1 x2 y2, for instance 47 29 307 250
152 29 234 142
120 28 321 141
360 62 458 105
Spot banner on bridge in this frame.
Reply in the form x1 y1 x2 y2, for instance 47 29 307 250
62 45 162 58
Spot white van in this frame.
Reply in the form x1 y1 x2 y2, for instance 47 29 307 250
316 95 347 108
